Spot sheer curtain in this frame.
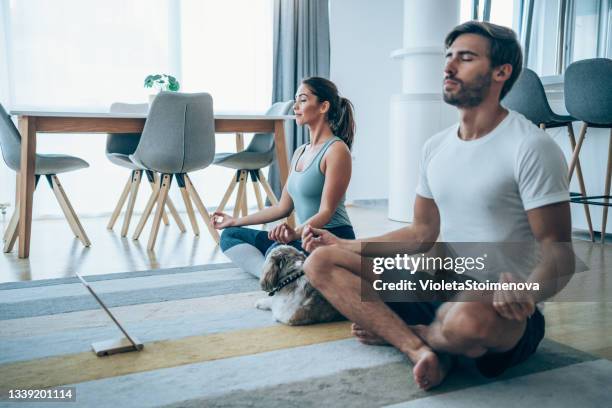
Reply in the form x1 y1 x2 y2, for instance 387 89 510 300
0 0 14 213
3 0 273 218
179 0 273 207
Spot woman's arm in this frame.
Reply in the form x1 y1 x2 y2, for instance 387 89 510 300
213 185 294 229
234 186 294 226
295 141 351 236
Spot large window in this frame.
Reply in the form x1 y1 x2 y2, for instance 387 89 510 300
180 0 272 111
522 0 611 76
460 0 520 29
2 0 273 217
460 0 611 76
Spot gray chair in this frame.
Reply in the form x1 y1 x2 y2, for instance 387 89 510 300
0 103 90 252
106 102 185 237
503 67 594 240
129 92 219 250
213 100 293 217
564 58 612 243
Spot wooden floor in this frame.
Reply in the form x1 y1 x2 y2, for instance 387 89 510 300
1 204 610 361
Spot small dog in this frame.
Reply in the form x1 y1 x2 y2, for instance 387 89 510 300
255 245 343 326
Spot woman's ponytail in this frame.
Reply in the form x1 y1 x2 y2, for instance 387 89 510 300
331 97 355 149
301 77 356 150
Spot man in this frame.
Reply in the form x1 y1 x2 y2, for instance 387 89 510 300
301 21 575 390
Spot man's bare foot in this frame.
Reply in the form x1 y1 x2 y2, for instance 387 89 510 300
412 349 452 390
351 323 389 346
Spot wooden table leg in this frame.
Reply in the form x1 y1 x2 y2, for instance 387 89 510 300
273 119 296 227
18 116 36 259
273 120 289 187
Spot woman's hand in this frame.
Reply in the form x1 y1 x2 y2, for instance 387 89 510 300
302 225 340 252
268 222 299 244
212 212 236 230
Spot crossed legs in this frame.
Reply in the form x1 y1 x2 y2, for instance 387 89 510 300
303 246 527 390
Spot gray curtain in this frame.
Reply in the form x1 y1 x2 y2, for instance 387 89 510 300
519 0 535 67
267 0 330 199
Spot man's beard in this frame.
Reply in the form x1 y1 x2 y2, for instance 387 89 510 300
443 71 492 108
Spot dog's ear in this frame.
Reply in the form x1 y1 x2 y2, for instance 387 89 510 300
260 253 282 292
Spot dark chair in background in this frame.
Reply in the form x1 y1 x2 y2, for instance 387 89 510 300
503 67 594 240
129 92 219 250
564 58 612 243
1 103 90 252
213 100 293 217
106 102 184 237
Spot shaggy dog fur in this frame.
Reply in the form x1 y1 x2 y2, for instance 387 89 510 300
255 245 343 325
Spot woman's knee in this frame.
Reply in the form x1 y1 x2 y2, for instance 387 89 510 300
219 227 246 251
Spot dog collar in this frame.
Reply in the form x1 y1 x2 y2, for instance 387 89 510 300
267 271 305 296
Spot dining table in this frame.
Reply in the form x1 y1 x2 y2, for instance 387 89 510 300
9 109 295 258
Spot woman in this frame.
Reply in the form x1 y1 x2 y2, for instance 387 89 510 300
212 76 356 278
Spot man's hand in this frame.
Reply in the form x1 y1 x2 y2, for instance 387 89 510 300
302 225 340 252
268 222 299 244
492 272 536 321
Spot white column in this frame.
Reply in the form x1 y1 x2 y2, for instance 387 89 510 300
388 0 460 222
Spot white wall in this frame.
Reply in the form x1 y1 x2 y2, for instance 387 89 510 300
329 0 403 201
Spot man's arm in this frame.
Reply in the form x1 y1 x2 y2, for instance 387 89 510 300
303 195 440 254
525 201 575 302
493 201 575 321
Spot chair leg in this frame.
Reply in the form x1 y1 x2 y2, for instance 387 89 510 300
49 175 90 247
258 170 279 205
107 173 133 230
150 172 170 226
184 174 220 243
3 203 19 253
4 173 20 242
241 178 249 217
3 200 19 243
251 172 265 211
147 174 172 251
50 179 80 240
5 173 23 253
233 170 247 218
217 174 238 213
120 170 142 237
568 123 588 180
601 129 612 244
133 177 161 240
176 174 199 236
162 183 186 233
567 124 594 241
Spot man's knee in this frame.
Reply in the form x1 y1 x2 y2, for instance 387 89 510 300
303 246 336 289
440 303 497 347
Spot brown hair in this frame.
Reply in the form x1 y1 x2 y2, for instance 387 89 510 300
301 77 356 149
445 21 523 100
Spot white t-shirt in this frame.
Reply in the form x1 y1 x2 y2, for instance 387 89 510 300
416 110 569 243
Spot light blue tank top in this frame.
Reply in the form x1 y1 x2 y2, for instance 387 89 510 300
286 136 352 229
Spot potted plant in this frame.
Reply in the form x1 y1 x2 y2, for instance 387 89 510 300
144 74 180 104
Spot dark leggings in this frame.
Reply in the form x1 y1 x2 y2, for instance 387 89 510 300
219 224 356 257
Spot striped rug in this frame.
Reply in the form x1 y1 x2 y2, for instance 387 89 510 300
0 263 610 407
